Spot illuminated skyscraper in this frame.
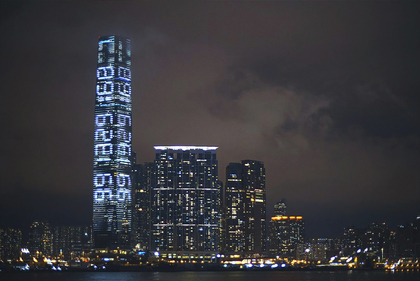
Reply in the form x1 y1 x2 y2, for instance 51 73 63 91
225 163 245 252
225 160 267 254
269 215 305 258
93 35 132 249
151 146 220 252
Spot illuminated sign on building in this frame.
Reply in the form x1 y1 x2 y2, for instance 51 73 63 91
93 35 132 249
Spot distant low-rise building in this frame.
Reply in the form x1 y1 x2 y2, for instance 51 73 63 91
28 220 52 258
0 228 22 261
340 222 391 260
396 216 420 258
52 226 93 259
296 238 329 262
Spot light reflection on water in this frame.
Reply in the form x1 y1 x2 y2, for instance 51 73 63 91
0 270 418 281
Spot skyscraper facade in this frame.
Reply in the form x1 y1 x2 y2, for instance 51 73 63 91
224 160 267 254
269 215 305 258
242 160 267 254
225 163 245 252
151 146 220 252
133 162 153 250
93 35 133 249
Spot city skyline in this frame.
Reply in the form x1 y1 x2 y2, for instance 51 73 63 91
0 2 419 238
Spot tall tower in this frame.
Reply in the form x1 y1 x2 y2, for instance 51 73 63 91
242 160 266 254
151 146 220 252
93 35 132 249
225 163 245 252
224 160 267 255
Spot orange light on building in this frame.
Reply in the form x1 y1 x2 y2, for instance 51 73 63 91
271 215 303 220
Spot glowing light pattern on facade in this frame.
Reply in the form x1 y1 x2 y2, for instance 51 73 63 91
151 146 221 252
93 35 132 249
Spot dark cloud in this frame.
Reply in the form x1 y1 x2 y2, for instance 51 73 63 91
0 1 419 237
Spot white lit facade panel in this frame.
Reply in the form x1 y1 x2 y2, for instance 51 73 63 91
151 146 221 252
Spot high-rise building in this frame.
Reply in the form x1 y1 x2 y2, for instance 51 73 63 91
0 228 22 261
224 160 267 254
395 217 420 258
341 226 363 256
225 163 245 253
269 215 305 258
364 222 390 259
133 162 153 250
217 179 225 252
92 35 133 249
151 146 220 252
28 220 52 258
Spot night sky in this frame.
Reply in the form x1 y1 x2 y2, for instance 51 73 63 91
1 1 419 238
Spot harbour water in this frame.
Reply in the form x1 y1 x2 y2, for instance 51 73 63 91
1 270 419 281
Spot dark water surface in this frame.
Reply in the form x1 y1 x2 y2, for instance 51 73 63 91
1 270 419 281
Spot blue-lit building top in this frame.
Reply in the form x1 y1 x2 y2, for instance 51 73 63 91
93 35 132 249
